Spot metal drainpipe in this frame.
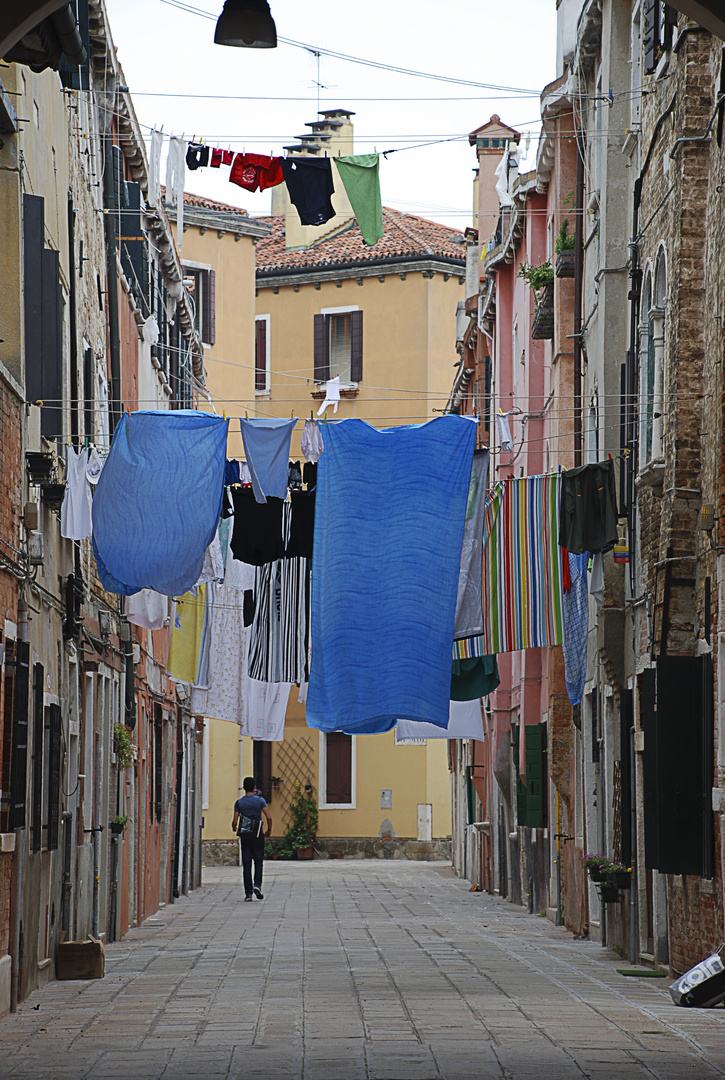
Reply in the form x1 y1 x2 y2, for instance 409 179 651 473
92 733 100 938
555 789 562 926
103 133 122 434
10 592 28 1012
573 135 585 467
629 722 637 965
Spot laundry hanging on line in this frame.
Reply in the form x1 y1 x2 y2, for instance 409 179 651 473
230 153 284 191
396 699 485 742
558 458 619 555
92 410 227 596
562 551 588 707
454 448 490 640
165 135 186 248
451 654 500 701
480 474 564 654
333 154 383 246
281 157 335 226
240 416 297 504
61 446 93 541
126 589 167 631
305 415 476 734
166 584 212 688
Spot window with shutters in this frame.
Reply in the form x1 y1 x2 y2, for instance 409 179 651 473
182 263 216 345
5 639 30 833
154 705 163 823
313 307 362 387
23 194 64 438
30 663 44 854
255 315 270 394
643 2 678 75
319 732 355 808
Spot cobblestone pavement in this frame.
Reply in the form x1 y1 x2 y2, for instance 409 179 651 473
0 862 724 1079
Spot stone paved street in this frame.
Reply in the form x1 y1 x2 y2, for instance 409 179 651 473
0 862 724 1079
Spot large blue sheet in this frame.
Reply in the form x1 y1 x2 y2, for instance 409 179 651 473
306 416 476 734
93 410 228 596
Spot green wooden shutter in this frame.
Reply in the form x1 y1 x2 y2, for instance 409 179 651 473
524 724 547 829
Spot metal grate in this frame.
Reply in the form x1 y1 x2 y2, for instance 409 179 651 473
273 735 316 830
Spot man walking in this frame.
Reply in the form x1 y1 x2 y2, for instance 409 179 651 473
232 777 272 901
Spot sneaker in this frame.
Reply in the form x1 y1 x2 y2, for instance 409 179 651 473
253 887 264 900
244 895 253 902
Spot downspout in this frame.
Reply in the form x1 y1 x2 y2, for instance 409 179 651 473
10 594 28 1012
573 134 585 467
66 191 78 445
103 133 122 434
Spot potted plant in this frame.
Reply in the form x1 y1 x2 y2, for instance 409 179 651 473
518 261 555 339
113 722 135 770
110 814 128 836
284 781 318 860
603 860 632 890
555 218 576 277
580 852 606 882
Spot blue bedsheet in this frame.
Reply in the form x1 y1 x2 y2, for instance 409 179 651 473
306 416 476 733
92 410 228 596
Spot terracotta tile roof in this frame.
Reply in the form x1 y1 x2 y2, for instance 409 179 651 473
160 186 251 215
255 207 466 275
182 190 250 215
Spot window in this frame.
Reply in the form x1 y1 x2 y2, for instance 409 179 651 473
640 253 666 467
255 315 270 393
319 732 355 808
643 1 677 75
313 308 363 385
182 263 215 345
149 702 163 824
631 6 642 127
30 663 44 854
23 194 63 437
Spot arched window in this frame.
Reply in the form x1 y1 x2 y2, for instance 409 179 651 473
639 269 653 466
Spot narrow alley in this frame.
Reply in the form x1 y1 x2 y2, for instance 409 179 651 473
0 862 723 1080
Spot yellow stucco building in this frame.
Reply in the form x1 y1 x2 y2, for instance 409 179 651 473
193 111 466 860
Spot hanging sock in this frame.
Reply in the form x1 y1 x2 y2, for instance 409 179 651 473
317 375 340 417
301 418 323 463
148 129 164 206
186 143 209 171
230 153 284 192
61 447 93 540
166 136 186 249
239 417 297 504
280 157 335 226
333 154 383 245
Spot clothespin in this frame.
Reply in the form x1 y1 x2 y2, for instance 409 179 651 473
222 409 226 420
245 410 249 421
310 411 313 420
68 435 71 447
290 409 294 420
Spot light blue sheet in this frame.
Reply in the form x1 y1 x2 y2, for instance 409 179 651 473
240 417 297 503
92 410 228 596
306 416 476 734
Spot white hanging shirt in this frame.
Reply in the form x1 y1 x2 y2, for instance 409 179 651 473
61 447 93 540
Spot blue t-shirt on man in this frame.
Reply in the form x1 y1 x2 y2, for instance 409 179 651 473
235 794 267 821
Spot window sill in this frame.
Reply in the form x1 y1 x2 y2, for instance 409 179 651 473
636 458 665 490
319 803 356 810
311 382 359 400
255 390 271 398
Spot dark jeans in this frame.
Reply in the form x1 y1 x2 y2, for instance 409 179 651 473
240 833 265 897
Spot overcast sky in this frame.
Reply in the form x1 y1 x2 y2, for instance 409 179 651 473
105 0 557 233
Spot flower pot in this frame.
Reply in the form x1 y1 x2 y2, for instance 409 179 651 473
556 250 575 277
531 285 555 339
109 821 125 836
599 883 620 903
296 845 314 860
607 871 631 890
588 866 605 883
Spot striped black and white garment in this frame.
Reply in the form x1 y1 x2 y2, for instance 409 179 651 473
247 557 310 684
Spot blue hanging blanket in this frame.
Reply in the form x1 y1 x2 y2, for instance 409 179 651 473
563 551 588 706
92 410 228 596
306 416 476 734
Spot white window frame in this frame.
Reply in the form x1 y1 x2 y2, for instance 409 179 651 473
255 314 271 396
318 304 360 389
318 731 356 810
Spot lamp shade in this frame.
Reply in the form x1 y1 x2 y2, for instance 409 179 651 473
214 0 277 48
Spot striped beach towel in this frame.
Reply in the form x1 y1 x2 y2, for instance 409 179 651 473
481 475 564 654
